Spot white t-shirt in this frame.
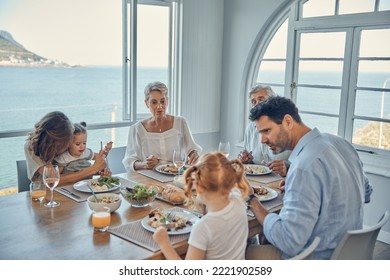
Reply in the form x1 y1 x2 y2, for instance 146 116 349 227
188 189 248 260
123 116 202 171
244 121 291 164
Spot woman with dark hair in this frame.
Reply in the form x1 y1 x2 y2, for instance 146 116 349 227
25 111 108 186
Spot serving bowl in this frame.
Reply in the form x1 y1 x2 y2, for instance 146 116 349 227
120 185 157 207
87 193 122 213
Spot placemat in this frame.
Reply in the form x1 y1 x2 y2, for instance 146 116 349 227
55 177 124 202
246 172 283 184
137 170 174 183
108 207 195 252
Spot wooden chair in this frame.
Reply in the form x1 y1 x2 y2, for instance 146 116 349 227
330 211 390 260
16 160 30 193
106 146 127 174
289 236 321 260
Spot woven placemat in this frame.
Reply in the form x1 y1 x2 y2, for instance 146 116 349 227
137 170 174 183
108 207 194 252
246 173 283 184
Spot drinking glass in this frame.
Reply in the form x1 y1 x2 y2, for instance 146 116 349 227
218 141 230 158
43 164 60 208
173 150 186 174
92 207 111 232
30 181 46 202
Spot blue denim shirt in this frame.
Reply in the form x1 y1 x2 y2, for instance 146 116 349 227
264 128 373 259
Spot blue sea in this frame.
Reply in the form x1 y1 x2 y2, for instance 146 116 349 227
0 66 168 189
0 67 389 189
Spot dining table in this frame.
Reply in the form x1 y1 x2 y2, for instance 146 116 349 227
0 169 283 260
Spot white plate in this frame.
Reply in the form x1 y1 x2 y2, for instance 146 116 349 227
254 186 278 202
73 179 121 193
244 164 272 175
155 164 190 175
141 210 200 235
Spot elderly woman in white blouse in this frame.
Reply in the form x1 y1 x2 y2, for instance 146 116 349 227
123 81 202 171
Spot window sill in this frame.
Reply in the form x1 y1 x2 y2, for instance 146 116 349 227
359 152 390 178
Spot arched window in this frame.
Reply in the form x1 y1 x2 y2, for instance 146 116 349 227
246 0 390 173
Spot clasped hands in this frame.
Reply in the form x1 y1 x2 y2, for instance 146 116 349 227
144 150 200 170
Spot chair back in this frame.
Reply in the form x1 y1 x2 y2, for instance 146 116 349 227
330 211 390 260
16 160 30 193
106 146 127 174
289 236 321 260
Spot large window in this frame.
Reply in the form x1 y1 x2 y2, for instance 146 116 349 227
251 0 390 170
0 0 179 191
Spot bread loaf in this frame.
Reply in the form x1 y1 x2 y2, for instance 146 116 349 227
162 184 186 203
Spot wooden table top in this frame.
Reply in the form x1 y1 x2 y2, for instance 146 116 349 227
0 172 282 260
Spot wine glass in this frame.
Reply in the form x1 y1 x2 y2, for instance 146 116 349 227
173 150 186 175
218 141 230 158
43 164 60 208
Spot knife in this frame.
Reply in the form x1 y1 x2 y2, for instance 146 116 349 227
60 188 81 199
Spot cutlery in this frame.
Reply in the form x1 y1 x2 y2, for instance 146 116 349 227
86 184 99 202
60 188 81 199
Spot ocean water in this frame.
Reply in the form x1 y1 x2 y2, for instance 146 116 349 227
0 67 389 189
0 66 168 189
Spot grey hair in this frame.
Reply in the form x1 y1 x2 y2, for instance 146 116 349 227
144 81 168 100
248 84 276 99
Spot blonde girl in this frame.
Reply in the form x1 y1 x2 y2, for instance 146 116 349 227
153 152 251 260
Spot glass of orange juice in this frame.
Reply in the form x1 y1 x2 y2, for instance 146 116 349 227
30 181 46 202
92 207 111 232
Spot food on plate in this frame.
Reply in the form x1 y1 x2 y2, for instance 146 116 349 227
253 186 269 195
158 164 189 174
147 208 193 231
90 176 120 191
94 195 120 204
245 165 268 174
162 184 186 203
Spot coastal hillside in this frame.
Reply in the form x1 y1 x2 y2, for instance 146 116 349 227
0 30 69 67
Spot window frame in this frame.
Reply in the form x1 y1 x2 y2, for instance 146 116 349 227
244 0 390 176
122 0 180 122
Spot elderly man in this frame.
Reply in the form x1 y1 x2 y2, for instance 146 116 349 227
238 84 291 176
245 96 373 259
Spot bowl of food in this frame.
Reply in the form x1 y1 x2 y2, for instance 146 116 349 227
87 193 122 213
120 184 158 207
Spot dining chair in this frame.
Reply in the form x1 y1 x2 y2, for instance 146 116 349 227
106 146 127 174
16 159 30 193
330 210 390 260
289 236 321 260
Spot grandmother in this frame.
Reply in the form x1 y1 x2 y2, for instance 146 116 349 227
123 81 202 171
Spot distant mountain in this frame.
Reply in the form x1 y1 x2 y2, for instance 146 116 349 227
0 30 71 67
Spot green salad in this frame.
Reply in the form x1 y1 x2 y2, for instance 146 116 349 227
97 176 120 189
126 184 157 200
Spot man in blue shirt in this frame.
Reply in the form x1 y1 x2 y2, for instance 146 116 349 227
245 96 373 260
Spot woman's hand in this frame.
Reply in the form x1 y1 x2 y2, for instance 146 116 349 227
187 150 199 165
145 155 160 169
92 151 107 173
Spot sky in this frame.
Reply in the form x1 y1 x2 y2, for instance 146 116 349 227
0 0 168 66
